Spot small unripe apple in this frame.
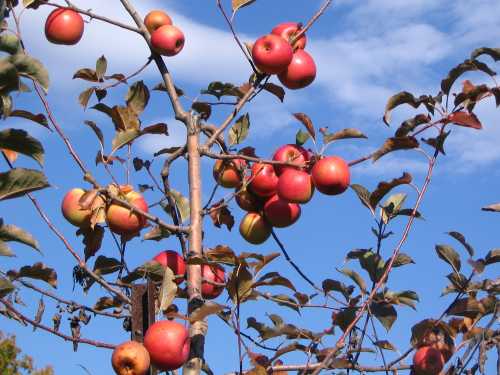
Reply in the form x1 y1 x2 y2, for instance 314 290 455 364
144 10 172 33
144 320 190 371
235 185 264 212
264 194 301 228
278 49 316 90
311 156 350 195
201 264 225 299
213 159 246 188
271 22 307 49
272 144 309 175
251 34 293 74
153 250 186 284
151 25 185 56
239 212 272 244
277 169 314 204
106 185 149 236
111 341 150 375
249 163 279 198
45 8 84 45
413 346 445 375
61 188 100 227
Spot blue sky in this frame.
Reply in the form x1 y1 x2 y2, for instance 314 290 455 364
2 0 499 373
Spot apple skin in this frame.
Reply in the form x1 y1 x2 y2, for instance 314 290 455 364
106 186 149 236
153 250 186 284
272 144 309 175
413 346 445 375
111 341 150 375
271 22 307 49
201 264 225 299
264 194 301 228
45 8 84 45
251 34 293 74
311 156 350 195
239 212 272 244
278 49 316 90
151 25 185 56
235 185 264 212
277 169 314 204
61 188 95 227
144 10 172 33
249 163 279 198
213 159 246 188
144 320 190 371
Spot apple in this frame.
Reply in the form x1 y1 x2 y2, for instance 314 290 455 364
251 34 293 74
201 264 225 299
45 8 84 45
271 22 307 49
277 169 314 204
111 341 150 375
413 346 445 375
213 159 246 188
249 163 279 198
144 10 172 33
151 25 185 56
153 250 186 284
235 185 264 212
278 49 316 90
272 144 309 175
61 188 104 227
144 320 190 371
239 212 272 244
311 156 350 195
263 194 301 228
106 185 149 236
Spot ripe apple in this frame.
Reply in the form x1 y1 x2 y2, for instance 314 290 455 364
264 194 301 228
249 163 279 198
235 185 264 212
144 10 172 33
213 159 246 188
413 346 445 375
272 144 309 175
201 264 225 299
239 212 272 244
271 22 307 49
45 8 84 45
151 25 185 56
61 188 104 227
251 34 293 74
277 169 314 204
153 250 186 284
106 185 149 236
278 49 316 90
111 341 150 375
144 320 190 371
311 156 350 195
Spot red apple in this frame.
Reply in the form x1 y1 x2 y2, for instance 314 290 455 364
201 264 225 299
111 341 150 375
277 169 314 204
413 346 445 375
106 185 149 236
151 25 185 56
153 250 186 284
251 34 293 74
144 10 172 33
235 185 264 212
272 144 309 175
271 22 307 49
61 188 104 227
213 159 246 188
239 212 272 244
45 8 84 45
249 163 279 198
278 49 316 90
311 156 350 195
264 194 301 228
144 320 190 371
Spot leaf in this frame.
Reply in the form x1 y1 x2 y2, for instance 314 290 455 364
447 297 482 318
322 279 353 301
435 245 461 274
323 128 367 144
293 113 315 141
158 266 177 311
447 231 474 257
333 307 357 332
192 101 212 120
93 256 121 276
374 340 397 351
206 245 237 265
370 301 397 331
10 54 49 91
73 68 98 82
232 0 256 12
208 200 234 231
0 168 49 201
395 114 431 137
384 92 424 125
470 47 500 62
447 111 482 130
295 129 310 146
381 193 406 224
263 83 285 102
93 296 122 311
33 297 45 330
350 184 375 215
253 272 296 292
441 59 496 96
0 241 13 256
189 302 225 323
201 81 244 99
8 262 57 288
392 253 415 267
10 109 49 128
369 172 412 209
126 81 149 115
143 225 171 241
111 123 167 153
372 137 419 162
168 189 190 223
95 55 107 81
482 203 500 212
78 87 94 109
484 249 500 265
0 276 15 298
359 251 385 283
0 34 21 55
121 261 165 284
77 225 104 261
229 113 250 146
0 219 40 252
83 120 104 148
422 130 450 155
0 128 44 166
227 264 254 303
339 268 366 293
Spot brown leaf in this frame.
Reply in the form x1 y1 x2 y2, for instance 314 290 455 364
369 172 412 209
293 113 315 141
208 200 235 231
372 137 419 162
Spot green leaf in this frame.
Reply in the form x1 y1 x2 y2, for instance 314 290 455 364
0 58 19 95
0 219 40 252
229 113 250 146
350 184 375 215
374 340 397 351
10 54 49 92
227 264 254 303
0 168 49 201
370 301 397 331
7 262 57 288
0 276 15 297
0 34 21 55
322 278 354 301
435 244 461 275
372 137 419 162
0 128 44 166
126 80 149 115
158 266 177 311
111 123 168 153
168 189 190 223
339 268 366 294
95 55 107 81
295 129 310 146
391 253 415 267
232 0 256 12
9 110 49 128
200 81 244 99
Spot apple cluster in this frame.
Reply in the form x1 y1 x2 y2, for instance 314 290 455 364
213 145 350 245
145 10 185 57
251 22 316 90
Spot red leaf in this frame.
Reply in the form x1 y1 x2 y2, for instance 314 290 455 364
447 111 482 130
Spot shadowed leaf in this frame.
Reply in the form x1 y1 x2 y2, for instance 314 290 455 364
293 113 315 141
369 172 412 209
0 168 49 201
323 128 367 144
373 137 419 162
8 262 57 288
435 244 461 275
229 113 250 145
9 110 49 128
0 128 44 166
447 231 474 257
